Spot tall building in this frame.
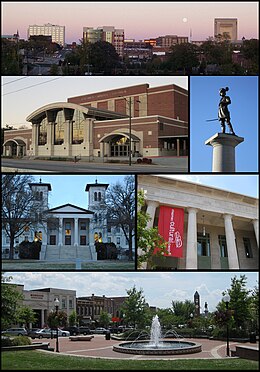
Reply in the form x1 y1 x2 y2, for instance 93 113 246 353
28 23 65 46
194 291 200 317
214 18 238 42
156 35 188 47
83 26 124 57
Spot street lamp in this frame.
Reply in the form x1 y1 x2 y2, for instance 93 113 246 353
190 312 194 327
223 293 230 357
54 298 60 353
121 96 140 166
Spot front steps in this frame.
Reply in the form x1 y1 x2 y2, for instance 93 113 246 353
42 245 95 261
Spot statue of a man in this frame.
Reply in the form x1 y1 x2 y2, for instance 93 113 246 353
218 87 235 135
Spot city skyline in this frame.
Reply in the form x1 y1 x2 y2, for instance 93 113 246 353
5 271 259 312
2 2 259 43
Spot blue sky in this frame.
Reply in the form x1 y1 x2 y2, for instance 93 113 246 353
190 76 259 172
30 174 132 209
5 271 259 312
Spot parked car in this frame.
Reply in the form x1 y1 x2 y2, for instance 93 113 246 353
32 328 70 339
93 327 109 334
78 326 92 335
63 326 80 336
27 328 41 338
2 328 28 336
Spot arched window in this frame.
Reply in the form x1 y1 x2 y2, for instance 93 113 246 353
98 192 102 201
94 192 97 201
39 191 43 200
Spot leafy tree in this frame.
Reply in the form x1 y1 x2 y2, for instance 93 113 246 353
241 39 259 74
47 310 67 328
137 189 167 269
16 306 37 329
68 310 78 327
1 273 23 329
105 175 135 261
99 311 111 328
172 300 195 324
166 43 199 74
156 308 175 330
120 286 150 329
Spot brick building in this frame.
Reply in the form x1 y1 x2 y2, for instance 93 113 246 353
15 83 188 161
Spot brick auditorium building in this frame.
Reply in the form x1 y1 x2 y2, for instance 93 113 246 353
2 83 188 161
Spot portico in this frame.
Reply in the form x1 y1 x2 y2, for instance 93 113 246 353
138 175 259 270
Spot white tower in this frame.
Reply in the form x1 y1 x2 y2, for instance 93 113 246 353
85 179 109 245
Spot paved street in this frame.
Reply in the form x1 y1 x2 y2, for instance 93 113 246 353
2 157 188 173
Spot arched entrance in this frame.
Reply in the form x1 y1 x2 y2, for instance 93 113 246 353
99 132 141 158
3 139 26 157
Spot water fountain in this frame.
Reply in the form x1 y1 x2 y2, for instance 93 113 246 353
113 315 202 355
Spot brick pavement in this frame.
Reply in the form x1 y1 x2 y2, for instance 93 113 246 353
40 335 258 360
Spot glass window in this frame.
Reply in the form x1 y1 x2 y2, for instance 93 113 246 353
54 111 64 145
80 222 86 230
38 117 47 145
116 237 120 245
62 298 66 309
72 110 85 144
218 235 228 257
243 238 253 258
65 222 71 230
197 233 210 256
69 299 73 309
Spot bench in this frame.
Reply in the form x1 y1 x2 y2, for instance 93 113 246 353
69 335 94 341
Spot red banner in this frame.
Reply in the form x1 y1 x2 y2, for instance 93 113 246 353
157 206 184 257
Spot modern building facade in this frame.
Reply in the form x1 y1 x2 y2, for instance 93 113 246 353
138 175 258 270
83 26 124 57
17 83 188 161
15 284 77 329
214 18 238 42
2 179 131 261
28 23 65 46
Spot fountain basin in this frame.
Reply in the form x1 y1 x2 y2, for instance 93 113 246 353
113 340 202 355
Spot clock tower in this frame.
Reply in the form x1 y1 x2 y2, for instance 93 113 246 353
194 291 200 317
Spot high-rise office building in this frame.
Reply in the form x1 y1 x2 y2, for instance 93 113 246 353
28 23 65 46
214 18 238 42
83 26 124 57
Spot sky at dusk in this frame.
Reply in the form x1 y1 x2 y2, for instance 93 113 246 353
5 271 259 312
1 2 259 43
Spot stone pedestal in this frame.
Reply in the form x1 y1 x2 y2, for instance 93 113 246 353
205 133 244 172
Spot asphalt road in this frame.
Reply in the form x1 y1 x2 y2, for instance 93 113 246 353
2 158 188 173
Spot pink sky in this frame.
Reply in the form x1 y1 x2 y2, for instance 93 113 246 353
1 2 259 43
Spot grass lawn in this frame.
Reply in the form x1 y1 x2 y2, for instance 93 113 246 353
1 351 259 370
1 260 135 271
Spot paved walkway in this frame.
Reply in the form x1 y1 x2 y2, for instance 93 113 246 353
42 335 259 360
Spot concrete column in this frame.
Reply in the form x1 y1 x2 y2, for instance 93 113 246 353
32 124 39 156
223 214 239 269
74 218 79 246
58 218 63 246
205 133 244 172
177 138 180 156
186 208 198 269
146 200 159 228
252 219 259 247
41 309 45 328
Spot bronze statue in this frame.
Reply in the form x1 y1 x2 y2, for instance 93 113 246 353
218 87 235 135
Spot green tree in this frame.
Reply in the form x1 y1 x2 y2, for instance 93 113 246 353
120 286 150 329
16 306 37 329
166 43 199 75
47 310 67 329
99 311 111 328
1 274 23 329
137 189 168 269
68 310 78 327
156 308 175 330
172 300 195 324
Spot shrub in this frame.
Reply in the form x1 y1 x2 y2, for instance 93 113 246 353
1 335 32 347
19 241 41 259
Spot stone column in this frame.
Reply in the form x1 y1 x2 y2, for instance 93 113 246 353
186 208 198 269
146 200 159 228
177 138 180 156
58 218 63 246
252 219 259 247
74 218 79 246
31 124 39 156
41 309 45 328
205 133 244 172
223 214 239 269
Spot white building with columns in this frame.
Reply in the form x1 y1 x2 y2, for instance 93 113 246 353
2 179 129 261
138 175 258 270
